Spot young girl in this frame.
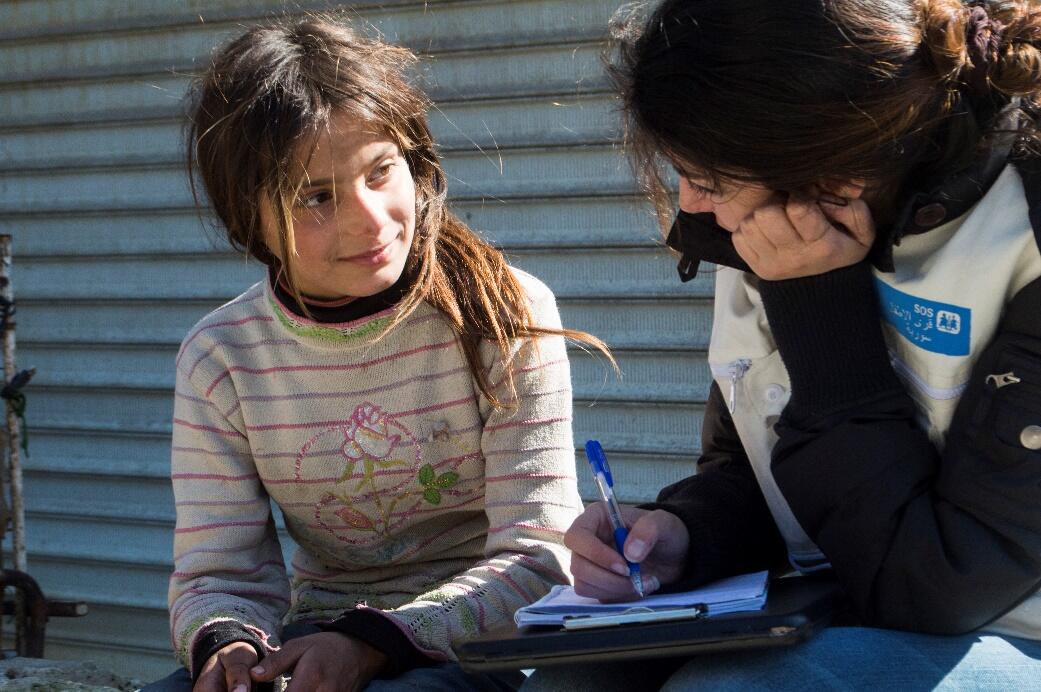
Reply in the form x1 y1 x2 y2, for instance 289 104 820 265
530 0 1041 689
147 15 608 692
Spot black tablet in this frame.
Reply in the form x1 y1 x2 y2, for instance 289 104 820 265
457 575 841 673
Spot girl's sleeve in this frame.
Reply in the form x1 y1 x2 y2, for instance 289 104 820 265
168 336 290 676
325 276 583 660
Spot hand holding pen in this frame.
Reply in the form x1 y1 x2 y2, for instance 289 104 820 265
564 441 692 601
585 440 644 597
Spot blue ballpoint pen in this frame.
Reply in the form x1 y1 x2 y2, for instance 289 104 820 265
584 439 644 598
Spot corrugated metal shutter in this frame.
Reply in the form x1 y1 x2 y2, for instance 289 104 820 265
0 0 711 679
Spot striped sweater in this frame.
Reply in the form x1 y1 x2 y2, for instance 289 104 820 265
168 269 582 672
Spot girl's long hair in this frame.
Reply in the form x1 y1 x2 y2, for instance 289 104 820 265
607 0 1041 229
187 15 612 407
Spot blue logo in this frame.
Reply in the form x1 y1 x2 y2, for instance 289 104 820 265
875 279 971 356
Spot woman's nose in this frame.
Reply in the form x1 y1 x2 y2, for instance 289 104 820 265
678 178 714 214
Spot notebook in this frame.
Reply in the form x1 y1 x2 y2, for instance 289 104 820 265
514 570 770 627
457 574 840 673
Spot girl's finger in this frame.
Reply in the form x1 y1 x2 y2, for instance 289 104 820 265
251 643 302 681
193 670 223 692
282 655 322 692
195 653 223 692
223 664 252 692
217 644 258 692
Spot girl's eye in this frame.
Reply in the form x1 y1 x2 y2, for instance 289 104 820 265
370 160 396 183
299 191 333 209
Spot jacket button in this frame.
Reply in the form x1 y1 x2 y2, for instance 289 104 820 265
1021 425 1041 450
764 384 786 403
914 202 947 227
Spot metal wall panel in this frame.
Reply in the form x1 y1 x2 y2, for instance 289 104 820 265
0 0 710 680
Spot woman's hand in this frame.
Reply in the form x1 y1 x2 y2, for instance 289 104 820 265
194 642 259 692
565 503 690 601
731 190 875 280
250 632 388 692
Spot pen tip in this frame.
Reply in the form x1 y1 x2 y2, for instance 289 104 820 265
633 574 644 598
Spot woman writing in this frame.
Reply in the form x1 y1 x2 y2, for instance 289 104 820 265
531 0 1041 688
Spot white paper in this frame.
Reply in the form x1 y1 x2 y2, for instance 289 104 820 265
515 570 769 627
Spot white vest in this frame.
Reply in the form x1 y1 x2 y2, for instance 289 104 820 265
707 165 1041 638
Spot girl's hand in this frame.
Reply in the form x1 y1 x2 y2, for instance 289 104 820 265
194 641 259 692
250 632 388 692
731 190 875 280
565 503 690 601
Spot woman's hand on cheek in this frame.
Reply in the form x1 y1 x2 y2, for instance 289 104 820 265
731 194 875 280
250 632 389 692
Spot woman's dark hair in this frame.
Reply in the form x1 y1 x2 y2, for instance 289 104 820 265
608 0 1041 227
186 15 612 407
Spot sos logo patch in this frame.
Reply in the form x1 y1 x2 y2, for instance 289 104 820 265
875 279 971 356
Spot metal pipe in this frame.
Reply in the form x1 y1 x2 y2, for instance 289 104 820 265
0 568 47 657
0 235 25 574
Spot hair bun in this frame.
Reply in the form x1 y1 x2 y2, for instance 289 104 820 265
990 1 1041 97
919 0 973 84
919 0 1041 98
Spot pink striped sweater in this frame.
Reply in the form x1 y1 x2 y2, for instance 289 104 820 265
168 269 582 671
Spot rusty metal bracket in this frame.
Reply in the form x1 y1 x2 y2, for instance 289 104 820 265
1 568 48 657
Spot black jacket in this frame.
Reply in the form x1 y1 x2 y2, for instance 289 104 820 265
647 157 1041 635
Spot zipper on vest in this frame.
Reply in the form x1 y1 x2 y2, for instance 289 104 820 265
888 352 967 401
724 359 751 414
985 371 1021 389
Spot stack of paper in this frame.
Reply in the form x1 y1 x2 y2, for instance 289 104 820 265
514 570 769 627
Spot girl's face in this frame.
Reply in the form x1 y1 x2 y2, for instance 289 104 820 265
261 110 417 300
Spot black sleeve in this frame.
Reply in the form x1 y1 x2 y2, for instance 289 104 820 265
318 609 436 678
640 381 787 588
191 613 435 682
191 623 267 681
760 262 1041 634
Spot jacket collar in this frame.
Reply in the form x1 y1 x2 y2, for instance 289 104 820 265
871 104 1019 272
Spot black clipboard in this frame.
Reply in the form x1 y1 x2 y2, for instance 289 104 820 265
457 575 841 673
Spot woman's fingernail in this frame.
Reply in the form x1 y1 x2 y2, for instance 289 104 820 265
232 685 247 692
646 576 661 593
250 666 264 675
625 539 646 561
612 562 630 576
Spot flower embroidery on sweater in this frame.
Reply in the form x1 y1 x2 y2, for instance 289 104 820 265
339 403 406 489
297 403 473 547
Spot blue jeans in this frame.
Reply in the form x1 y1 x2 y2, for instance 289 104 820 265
142 664 522 692
521 627 1041 691
142 623 523 692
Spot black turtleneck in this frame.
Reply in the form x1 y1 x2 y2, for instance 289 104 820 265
270 267 412 325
